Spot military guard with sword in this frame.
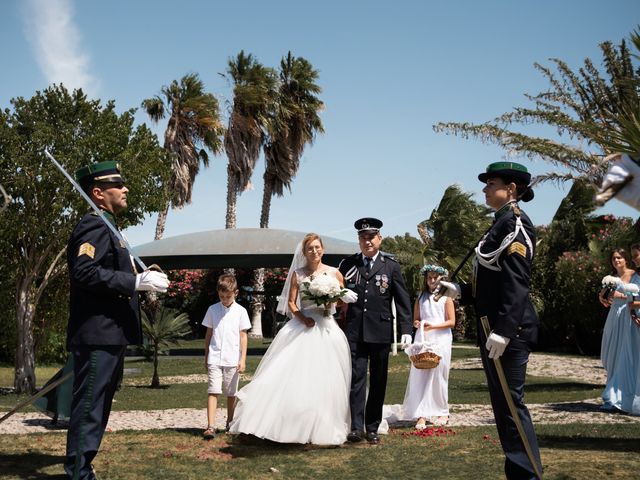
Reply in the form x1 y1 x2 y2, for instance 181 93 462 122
439 162 543 480
46 153 170 480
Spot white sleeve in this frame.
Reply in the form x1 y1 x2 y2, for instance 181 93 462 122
239 307 252 331
201 306 214 328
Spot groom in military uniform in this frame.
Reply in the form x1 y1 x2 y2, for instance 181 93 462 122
339 218 412 444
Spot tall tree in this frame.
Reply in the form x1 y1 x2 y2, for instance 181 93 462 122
142 73 225 240
223 51 277 229
260 52 324 228
250 53 325 337
0 85 169 393
433 30 640 187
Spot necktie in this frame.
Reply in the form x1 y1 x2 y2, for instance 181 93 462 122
365 257 372 274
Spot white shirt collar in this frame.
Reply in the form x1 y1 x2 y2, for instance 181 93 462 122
362 252 379 263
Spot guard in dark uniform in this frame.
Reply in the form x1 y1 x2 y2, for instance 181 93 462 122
339 218 412 444
65 161 169 480
441 162 543 479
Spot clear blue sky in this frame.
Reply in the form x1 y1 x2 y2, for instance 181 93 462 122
2 0 639 247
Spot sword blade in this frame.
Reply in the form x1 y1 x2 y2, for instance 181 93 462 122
44 149 148 272
0 371 73 425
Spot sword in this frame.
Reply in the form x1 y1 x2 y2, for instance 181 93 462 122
44 149 148 272
480 315 542 480
0 371 73 425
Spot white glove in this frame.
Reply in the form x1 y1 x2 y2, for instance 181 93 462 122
485 332 510 359
437 281 461 299
340 289 358 303
135 271 169 292
400 334 413 348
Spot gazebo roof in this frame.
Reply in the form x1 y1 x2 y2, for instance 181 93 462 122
133 228 359 269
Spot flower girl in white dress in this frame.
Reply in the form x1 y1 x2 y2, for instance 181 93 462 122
229 233 357 445
402 264 455 429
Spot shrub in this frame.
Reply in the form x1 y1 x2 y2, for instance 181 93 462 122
548 250 609 354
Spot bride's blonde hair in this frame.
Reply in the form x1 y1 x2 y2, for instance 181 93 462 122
302 233 324 252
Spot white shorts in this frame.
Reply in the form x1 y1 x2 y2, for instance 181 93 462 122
207 364 240 396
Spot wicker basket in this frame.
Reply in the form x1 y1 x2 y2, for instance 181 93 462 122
410 351 441 369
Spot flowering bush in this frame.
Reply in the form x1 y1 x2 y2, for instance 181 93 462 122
587 215 637 258
552 250 609 354
164 269 204 312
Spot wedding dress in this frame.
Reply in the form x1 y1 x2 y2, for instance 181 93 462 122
229 267 351 444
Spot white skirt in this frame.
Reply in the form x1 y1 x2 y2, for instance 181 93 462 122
229 309 351 445
401 339 452 418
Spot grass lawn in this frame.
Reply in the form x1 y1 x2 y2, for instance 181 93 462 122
3 340 637 479
0 343 603 411
1 424 639 479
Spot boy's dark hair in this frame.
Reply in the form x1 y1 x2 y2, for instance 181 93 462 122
217 273 238 293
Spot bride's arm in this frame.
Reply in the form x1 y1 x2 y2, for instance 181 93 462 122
288 271 314 327
335 269 345 287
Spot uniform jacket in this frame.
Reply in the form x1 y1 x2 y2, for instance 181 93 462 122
339 252 412 343
460 205 538 346
66 212 141 348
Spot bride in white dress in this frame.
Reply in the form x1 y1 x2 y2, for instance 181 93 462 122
228 233 356 445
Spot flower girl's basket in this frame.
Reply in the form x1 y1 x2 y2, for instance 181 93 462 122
406 323 441 370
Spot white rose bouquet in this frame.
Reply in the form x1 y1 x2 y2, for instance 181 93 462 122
301 274 348 314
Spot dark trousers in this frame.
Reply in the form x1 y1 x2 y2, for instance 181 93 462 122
479 335 542 480
349 341 390 433
65 346 125 480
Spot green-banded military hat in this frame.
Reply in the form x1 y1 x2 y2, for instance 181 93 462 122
75 161 125 189
478 161 531 185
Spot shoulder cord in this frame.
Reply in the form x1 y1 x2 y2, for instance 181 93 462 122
474 213 533 272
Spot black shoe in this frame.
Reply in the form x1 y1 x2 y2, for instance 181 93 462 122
347 430 364 443
365 431 380 444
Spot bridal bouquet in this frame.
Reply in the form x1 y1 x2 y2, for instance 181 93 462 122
300 274 348 310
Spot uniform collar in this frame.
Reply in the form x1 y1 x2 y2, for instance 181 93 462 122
91 208 117 226
362 252 380 263
494 200 518 220
101 209 117 227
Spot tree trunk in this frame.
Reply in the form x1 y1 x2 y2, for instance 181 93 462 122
154 203 169 241
249 181 274 338
225 166 237 229
14 277 36 394
151 343 160 388
260 180 273 229
250 268 265 338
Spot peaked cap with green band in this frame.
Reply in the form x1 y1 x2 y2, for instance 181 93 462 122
75 161 125 189
478 161 531 185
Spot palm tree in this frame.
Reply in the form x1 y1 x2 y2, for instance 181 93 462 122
142 73 224 240
141 307 191 388
251 53 325 337
418 185 492 281
433 28 640 188
223 51 277 229
260 52 324 228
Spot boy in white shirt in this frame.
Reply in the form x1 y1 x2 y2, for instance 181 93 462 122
202 274 251 439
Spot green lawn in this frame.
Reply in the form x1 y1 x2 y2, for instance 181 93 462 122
1 424 639 479
2 341 638 479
